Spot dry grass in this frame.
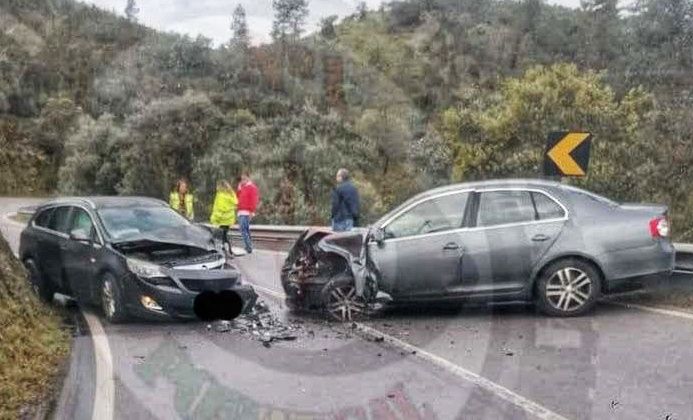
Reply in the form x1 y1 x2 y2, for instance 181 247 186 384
0 236 69 419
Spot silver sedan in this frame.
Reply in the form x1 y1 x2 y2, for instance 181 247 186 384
282 179 676 320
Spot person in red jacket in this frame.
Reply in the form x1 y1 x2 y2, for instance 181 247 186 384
237 171 260 254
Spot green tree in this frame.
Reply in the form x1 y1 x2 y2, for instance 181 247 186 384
579 0 622 69
119 92 224 199
440 64 649 197
271 0 309 44
125 0 139 22
628 0 693 87
230 4 250 51
59 114 126 195
31 97 81 189
356 2 368 20
320 15 338 40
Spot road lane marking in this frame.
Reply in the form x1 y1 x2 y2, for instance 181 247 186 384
241 277 569 420
81 310 115 420
1 214 115 420
354 323 569 420
250 282 285 301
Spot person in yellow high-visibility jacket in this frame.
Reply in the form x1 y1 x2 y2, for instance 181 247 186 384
170 178 195 221
210 180 238 252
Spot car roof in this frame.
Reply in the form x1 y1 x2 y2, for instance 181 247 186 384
374 179 568 223
39 196 167 210
412 178 564 200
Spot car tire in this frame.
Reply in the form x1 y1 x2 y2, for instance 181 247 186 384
101 272 129 323
535 258 602 317
24 259 55 303
321 274 368 322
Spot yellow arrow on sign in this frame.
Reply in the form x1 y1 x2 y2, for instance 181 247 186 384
547 132 590 176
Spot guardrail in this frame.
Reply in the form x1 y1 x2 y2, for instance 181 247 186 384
225 224 311 252
676 243 693 272
12 206 693 271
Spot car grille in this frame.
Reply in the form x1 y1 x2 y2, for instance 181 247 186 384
180 277 237 292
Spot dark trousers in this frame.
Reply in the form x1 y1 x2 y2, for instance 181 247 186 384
219 226 231 249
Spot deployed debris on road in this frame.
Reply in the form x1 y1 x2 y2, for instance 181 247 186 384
210 299 306 347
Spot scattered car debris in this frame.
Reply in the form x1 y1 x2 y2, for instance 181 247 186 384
210 299 306 347
214 320 232 332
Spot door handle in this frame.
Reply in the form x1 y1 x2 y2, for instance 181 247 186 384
532 234 551 242
443 242 460 250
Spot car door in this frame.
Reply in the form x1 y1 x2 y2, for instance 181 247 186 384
454 189 566 294
369 191 471 298
63 207 102 303
38 206 73 292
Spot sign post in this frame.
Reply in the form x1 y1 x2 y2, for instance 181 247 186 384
543 131 592 177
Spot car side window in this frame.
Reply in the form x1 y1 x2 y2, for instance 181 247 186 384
69 208 97 241
48 206 73 234
477 191 535 227
532 192 565 220
384 192 469 239
34 208 55 228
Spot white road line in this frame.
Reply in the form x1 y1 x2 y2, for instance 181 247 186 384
80 310 115 420
354 323 568 420
1 213 115 420
243 278 568 420
251 283 285 301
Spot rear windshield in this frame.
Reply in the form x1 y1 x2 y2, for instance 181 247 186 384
98 206 191 241
561 186 618 207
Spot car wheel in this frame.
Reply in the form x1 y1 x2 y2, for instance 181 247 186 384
24 259 55 303
321 274 367 322
101 273 129 323
535 259 602 317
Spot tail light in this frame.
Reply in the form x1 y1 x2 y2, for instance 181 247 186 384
649 216 670 238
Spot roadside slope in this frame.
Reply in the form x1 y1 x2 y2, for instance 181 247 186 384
0 231 70 418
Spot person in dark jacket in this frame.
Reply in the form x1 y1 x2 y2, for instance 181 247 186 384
331 168 360 232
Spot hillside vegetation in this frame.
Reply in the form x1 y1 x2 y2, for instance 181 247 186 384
0 0 691 239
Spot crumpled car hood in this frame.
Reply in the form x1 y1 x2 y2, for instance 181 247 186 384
111 224 216 251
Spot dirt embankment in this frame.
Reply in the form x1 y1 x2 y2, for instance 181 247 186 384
0 235 69 419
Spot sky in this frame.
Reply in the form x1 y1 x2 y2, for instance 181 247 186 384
80 0 585 45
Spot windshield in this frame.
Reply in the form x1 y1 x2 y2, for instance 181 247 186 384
98 206 191 241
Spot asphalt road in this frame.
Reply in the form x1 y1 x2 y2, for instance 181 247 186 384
2 198 693 420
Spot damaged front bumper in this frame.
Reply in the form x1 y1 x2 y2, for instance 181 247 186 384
280 228 376 314
121 267 258 320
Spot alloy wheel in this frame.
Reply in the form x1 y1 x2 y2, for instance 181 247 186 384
546 267 592 312
326 285 366 322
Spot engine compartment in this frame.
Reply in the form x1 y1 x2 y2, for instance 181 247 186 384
114 240 222 268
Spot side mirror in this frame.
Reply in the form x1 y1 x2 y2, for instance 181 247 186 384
70 229 91 243
372 228 386 245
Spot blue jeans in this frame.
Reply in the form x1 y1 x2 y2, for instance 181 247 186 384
238 215 253 253
332 218 354 232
